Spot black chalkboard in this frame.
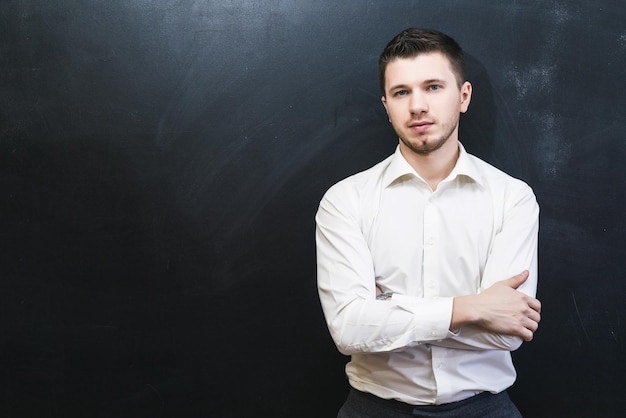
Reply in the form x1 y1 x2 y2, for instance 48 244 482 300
1 1 624 416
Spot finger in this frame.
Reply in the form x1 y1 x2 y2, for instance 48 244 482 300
527 297 542 313
526 310 541 324
525 315 540 332
534 298 542 313
520 327 534 342
503 270 529 289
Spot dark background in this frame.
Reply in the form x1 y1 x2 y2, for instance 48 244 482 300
1 0 625 416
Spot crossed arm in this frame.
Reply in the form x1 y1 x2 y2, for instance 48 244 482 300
376 270 541 343
316 179 541 355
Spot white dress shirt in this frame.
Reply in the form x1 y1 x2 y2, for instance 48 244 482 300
316 143 539 405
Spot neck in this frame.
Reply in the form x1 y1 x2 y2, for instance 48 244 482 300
399 139 460 191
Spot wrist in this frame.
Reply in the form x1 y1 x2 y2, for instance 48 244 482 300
451 295 478 329
376 291 393 301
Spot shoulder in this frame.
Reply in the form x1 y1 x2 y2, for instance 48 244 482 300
470 154 534 191
321 154 394 203
467 153 538 211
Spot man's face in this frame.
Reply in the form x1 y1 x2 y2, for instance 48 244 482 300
381 52 472 156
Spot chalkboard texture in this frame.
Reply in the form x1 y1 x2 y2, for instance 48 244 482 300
1 0 625 416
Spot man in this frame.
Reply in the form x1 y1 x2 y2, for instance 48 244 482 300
315 28 541 417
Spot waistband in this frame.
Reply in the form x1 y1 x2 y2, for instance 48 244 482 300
349 388 508 414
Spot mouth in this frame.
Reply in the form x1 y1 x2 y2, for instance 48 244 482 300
408 121 434 132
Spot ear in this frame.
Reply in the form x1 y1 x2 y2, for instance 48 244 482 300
460 81 472 113
381 96 391 122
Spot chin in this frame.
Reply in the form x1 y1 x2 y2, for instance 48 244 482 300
402 137 447 155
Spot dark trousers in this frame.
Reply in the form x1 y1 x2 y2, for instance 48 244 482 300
338 388 523 418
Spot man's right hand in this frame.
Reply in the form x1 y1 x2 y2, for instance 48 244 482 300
451 271 542 341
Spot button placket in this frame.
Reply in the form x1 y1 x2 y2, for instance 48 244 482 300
422 198 439 297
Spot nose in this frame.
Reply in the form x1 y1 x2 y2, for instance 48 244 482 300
409 91 428 114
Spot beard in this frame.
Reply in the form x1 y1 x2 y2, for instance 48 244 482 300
395 116 459 156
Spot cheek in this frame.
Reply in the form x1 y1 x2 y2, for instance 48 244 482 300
444 96 465 115
386 105 404 121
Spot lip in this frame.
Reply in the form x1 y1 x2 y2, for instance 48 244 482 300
408 121 434 132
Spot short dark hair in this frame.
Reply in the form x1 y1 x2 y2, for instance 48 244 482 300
378 28 466 95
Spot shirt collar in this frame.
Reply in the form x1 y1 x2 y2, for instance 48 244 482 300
382 142 484 188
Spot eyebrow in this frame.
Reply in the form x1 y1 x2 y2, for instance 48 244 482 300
423 78 447 85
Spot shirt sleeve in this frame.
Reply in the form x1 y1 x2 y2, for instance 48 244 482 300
316 181 454 356
435 179 540 352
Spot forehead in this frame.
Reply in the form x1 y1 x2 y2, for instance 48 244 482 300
384 52 456 87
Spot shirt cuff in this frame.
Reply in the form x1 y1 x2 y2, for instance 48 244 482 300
389 295 454 341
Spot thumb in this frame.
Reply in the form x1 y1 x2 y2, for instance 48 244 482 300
501 270 529 289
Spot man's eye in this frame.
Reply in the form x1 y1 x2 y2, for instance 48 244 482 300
428 85 442 91
394 90 408 97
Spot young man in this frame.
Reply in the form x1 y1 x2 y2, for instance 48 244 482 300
316 28 541 417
